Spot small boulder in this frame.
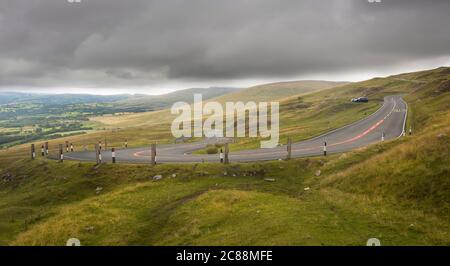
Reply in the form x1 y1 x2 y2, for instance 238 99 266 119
153 175 163 181
264 178 276 182
84 226 95 233
315 170 321 176
172 174 177 178
304 187 310 191
95 187 103 194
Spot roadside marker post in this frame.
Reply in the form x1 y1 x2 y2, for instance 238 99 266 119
70 143 74 152
409 127 412 136
65 141 69 152
287 137 292 160
219 149 224 163
323 141 327 156
125 140 128 148
31 144 35 159
44 141 49 156
224 143 229 164
151 144 156 165
41 144 45 156
381 132 385 142
59 144 64 162
95 144 101 165
111 148 116 164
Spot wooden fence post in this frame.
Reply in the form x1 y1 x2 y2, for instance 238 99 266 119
31 144 35 159
45 141 49 155
287 137 292 160
224 143 229 164
151 144 156 165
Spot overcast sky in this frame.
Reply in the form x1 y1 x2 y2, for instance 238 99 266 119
0 0 449 94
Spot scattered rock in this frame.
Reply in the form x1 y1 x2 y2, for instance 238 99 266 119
304 187 310 191
153 175 163 181
256 210 261 214
84 226 95 232
95 187 103 194
223 172 228 176
437 133 447 138
232 174 236 177
2 172 14 181
172 174 177 178
264 178 276 182
315 170 321 176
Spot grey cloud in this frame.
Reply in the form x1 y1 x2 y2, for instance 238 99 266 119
0 0 449 90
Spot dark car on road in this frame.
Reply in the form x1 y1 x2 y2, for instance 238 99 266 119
351 97 369 103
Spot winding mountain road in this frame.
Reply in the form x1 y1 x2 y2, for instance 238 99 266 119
65 95 407 163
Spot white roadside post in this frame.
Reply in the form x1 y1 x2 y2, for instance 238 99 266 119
323 141 327 156
381 132 385 142
111 148 116 164
219 148 224 163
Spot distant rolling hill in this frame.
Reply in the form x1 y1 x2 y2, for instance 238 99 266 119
0 87 240 111
213 80 348 103
0 92 129 105
114 87 240 111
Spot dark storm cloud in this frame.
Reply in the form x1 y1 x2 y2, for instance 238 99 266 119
0 0 449 90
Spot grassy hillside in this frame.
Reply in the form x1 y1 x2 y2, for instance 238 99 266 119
88 80 345 129
0 67 448 245
212 80 348 103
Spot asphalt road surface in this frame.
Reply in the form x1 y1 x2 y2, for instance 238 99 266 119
65 95 407 164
